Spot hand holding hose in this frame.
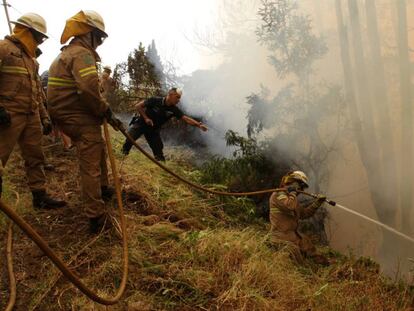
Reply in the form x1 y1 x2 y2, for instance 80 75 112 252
316 194 327 202
297 190 336 206
104 108 124 131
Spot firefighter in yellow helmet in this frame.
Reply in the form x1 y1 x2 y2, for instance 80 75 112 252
269 170 328 264
0 13 66 208
47 10 122 233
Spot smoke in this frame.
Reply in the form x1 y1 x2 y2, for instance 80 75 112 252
180 1 279 156
177 0 414 279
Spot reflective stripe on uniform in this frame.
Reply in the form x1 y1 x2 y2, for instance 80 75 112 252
48 77 76 87
0 65 28 74
270 207 281 213
79 65 97 77
277 193 288 200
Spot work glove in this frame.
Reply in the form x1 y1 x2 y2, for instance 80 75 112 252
41 117 52 135
104 108 123 131
316 194 327 202
0 106 11 127
286 186 298 194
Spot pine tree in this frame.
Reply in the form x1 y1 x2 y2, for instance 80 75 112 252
146 40 166 91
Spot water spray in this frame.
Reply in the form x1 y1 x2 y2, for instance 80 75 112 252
299 190 414 244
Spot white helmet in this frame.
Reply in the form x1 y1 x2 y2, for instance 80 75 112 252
83 10 108 37
11 13 48 38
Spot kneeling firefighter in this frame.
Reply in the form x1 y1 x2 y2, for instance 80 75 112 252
269 171 328 264
0 13 66 208
47 10 122 233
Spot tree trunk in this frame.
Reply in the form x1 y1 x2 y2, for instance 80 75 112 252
335 0 398 259
396 0 413 235
346 0 395 224
364 0 398 229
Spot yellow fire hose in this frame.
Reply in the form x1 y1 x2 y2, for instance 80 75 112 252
119 126 280 196
0 119 128 306
118 126 338 206
5 223 16 311
0 119 331 307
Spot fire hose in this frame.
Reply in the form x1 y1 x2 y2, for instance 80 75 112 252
0 119 128 306
0 120 336 308
118 125 337 205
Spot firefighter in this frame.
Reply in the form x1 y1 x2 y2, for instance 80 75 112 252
121 88 208 161
269 170 328 264
0 13 66 209
47 10 122 233
100 65 116 105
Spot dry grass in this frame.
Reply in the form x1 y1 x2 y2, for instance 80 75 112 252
0 131 413 310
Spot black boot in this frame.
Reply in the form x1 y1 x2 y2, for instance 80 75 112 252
43 163 55 171
89 213 112 234
154 155 166 162
101 186 115 202
121 142 131 155
32 190 67 209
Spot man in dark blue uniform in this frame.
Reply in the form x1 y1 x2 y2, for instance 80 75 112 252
122 88 208 161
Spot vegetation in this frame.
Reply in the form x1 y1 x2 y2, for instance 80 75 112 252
0 132 413 310
110 41 164 112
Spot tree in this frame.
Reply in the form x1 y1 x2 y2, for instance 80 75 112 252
253 0 345 193
396 0 413 235
146 40 166 91
127 42 162 97
234 0 348 242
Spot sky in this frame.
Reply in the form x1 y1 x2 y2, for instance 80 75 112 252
0 0 219 74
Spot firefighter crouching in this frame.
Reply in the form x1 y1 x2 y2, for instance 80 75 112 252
47 10 122 234
0 13 66 209
269 171 328 264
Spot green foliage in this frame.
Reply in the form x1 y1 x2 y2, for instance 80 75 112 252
201 130 287 193
200 130 291 220
249 0 348 193
256 0 327 78
127 42 162 96
110 41 165 112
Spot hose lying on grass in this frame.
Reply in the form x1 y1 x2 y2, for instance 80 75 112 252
0 119 129 306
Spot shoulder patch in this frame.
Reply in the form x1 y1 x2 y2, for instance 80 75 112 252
82 54 95 65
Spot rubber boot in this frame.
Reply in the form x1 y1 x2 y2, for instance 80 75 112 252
121 142 131 155
89 213 112 234
44 163 55 171
32 190 67 209
101 186 115 202
154 154 166 162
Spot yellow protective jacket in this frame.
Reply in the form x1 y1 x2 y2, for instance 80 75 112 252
269 190 322 233
0 36 48 119
47 38 108 126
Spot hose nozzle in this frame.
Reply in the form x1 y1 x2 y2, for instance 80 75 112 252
326 199 336 206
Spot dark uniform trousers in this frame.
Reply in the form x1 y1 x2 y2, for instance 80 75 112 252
123 123 165 161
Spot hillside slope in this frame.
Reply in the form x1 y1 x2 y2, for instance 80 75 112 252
0 132 413 310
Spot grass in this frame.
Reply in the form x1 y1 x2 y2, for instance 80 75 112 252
0 130 413 310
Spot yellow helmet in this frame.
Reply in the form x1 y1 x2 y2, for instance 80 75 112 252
281 170 309 188
11 13 48 38
83 10 108 37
